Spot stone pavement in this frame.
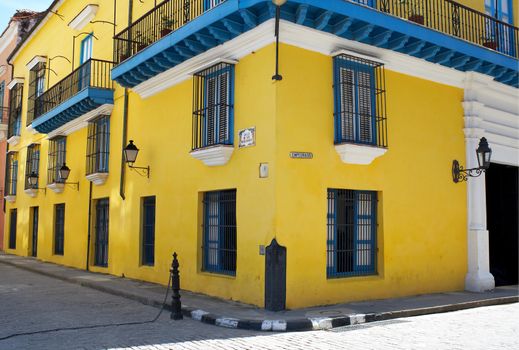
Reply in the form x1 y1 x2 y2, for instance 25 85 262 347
0 252 517 332
1 263 518 350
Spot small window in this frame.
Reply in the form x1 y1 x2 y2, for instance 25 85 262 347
48 137 66 184
202 189 237 275
327 189 377 278
54 203 65 255
27 61 46 125
141 196 156 266
5 152 18 196
86 115 110 175
333 54 387 147
8 82 23 138
8 209 17 250
192 62 234 150
25 144 40 189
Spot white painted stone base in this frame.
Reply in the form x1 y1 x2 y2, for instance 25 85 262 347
4 195 16 203
465 229 495 292
47 183 64 194
86 172 108 185
190 145 234 166
335 143 387 165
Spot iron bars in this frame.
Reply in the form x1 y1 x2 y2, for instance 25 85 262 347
114 0 227 64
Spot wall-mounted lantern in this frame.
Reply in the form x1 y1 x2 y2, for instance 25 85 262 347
59 163 80 190
27 172 46 194
124 140 150 178
452 137 492 183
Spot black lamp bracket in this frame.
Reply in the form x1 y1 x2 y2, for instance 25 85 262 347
29 186 47 195
63 182 80 191
452 160 485 183
128 164 150 178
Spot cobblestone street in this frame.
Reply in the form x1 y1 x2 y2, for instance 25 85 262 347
1 264 518 350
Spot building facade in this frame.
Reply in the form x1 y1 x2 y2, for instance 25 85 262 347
3 0 518 309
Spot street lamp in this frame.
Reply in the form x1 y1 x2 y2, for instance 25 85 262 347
452 137 492 183
59 163 80 190
272 0 287 81
124 140 150 178
27 172 46 194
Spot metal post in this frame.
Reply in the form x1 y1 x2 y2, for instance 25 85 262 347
272 5 283 81
170 252 183 320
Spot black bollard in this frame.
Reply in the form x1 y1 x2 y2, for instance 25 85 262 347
170 252 183 320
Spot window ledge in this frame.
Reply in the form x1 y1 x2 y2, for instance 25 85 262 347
86 172 108 185
7 135 20 146
335 143 387 165
190 145 234 166
4 195 16 203
47 183 64 193
0 124 7 141
24 188 38 197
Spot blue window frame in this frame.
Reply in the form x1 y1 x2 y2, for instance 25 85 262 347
54 203 65 255
8 209 17 250
8 82 23 138
48 137 66 184
327 189 377 278
6 151 18 196
333 54 387 147
202 189 237 275
203 0 225 11
25 144 40 189
484 0 515 56
80 34 93 65
142 196 156 266
94 198 109 267
86 116 110 175
192 62 234 150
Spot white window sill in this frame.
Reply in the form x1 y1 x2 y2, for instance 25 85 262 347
7 135 20 146
335 143 387 165
4 195 16 203
190 145 234 166
47 183 64 193
24 188 38 197
86 172 108 185
0 124 8 141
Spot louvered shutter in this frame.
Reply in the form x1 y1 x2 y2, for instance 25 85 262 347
205 77 217 146
339 68 355 142
357 70 373 144
218 71 229 144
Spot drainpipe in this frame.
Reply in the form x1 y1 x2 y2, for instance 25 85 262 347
4 61 16 213
86 181 93 270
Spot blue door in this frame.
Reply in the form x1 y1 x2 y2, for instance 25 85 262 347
485 0 515 56
79 34 93 90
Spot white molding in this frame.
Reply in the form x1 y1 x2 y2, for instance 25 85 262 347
47 183 64 194
186 58 239 75
24 188 38 198
7 135 20 146
331 49 386 64
68 4 99 31
0 22 18 54
86 172 108 185
4 195 16 203
335 144 387 165
7 78 23 90
190 145 234 166
46 104 114 139
26 56 47 70
465 229 495 292
0 123 8 141
26 124 39 134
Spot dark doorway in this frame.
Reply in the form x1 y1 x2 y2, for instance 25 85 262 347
265 239 286 311
486 163 518 286
94 198 109 267
31 207 39 257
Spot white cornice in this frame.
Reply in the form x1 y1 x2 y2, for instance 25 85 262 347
186 58 239 75
0 22 18 54
26 55 47 70
68 4 99 31
45 103 113 139
7 78 23 90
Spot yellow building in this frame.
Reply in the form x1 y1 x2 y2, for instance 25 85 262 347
3 0 518 310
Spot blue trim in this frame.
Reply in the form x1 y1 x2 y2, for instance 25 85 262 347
31 88 114 134
80 34 93 65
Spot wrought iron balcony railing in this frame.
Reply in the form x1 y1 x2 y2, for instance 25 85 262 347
353 0 518 58
114 0 226 64
34 59 114 121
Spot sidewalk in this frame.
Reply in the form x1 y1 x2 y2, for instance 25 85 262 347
1 252 517 332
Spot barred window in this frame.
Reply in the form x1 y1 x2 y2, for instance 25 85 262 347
327 189 377 278
5 151 18 196
48 137 66 184
86 116 110 175
142 196 156 266
8 82 23 138
54 203 65 255
192 62 234 150
333 54 387 147
9 209 17 250
202 189 237 275
27 61 46 126
25 144 40 189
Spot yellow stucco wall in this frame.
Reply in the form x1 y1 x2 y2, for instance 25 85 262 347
4 0 472 309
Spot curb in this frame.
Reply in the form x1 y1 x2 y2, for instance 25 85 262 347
1 256 518 332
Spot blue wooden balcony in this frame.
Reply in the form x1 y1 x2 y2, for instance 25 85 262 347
112 0 519 88
31 59 114 134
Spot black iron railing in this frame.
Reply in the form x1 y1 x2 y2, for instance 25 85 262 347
34 59 114 120
114 0 226 64
351 0 519 58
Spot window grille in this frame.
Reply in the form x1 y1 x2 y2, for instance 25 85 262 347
27 62 46 126
25 144 40 189
48 137 66 184
8 209 17 250
327 189 377 278
333 54 387 147
86 116 110 175
5 151 18 196
142 196 156 266
54 203 65 255
94 198 109 267
192 62 234 150
202 189 237 275
8 82 23 139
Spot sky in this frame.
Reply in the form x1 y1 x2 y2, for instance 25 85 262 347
0 0 51 32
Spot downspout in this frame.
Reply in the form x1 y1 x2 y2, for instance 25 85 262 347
4 61 16 213
86 181 93 270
